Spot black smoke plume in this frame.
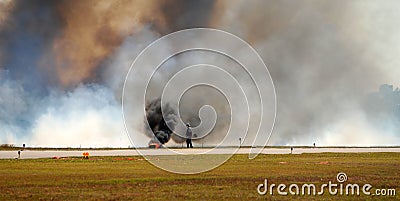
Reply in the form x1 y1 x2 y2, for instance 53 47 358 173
145 98 177 144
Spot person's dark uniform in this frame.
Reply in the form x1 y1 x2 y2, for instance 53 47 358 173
17 150 21 158
186 124 193 148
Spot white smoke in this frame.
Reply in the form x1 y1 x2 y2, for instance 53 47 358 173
213 0 400 146
30 84 127 147
0 74 30 144
0 28 160 147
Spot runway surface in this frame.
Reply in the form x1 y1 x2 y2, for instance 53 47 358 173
1 147 400 159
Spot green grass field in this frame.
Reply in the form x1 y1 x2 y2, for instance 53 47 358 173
0 153 398 200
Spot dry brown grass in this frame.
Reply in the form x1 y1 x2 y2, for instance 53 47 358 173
0 152 398 200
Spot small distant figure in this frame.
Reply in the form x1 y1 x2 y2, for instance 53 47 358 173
17 150 21 159
313 143 316 148
22 144 25 149
290 147 293 154
186 123 193 148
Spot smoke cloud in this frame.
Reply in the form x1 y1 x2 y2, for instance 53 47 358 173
145 98 177 144
212 0 400 145
0 0 399 147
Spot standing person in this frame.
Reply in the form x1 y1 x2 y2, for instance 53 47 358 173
186 123 193 148
17 150 21 159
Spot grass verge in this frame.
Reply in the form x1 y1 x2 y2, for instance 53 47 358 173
0 152 398 200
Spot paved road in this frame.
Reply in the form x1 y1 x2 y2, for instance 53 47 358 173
1 147 399 159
